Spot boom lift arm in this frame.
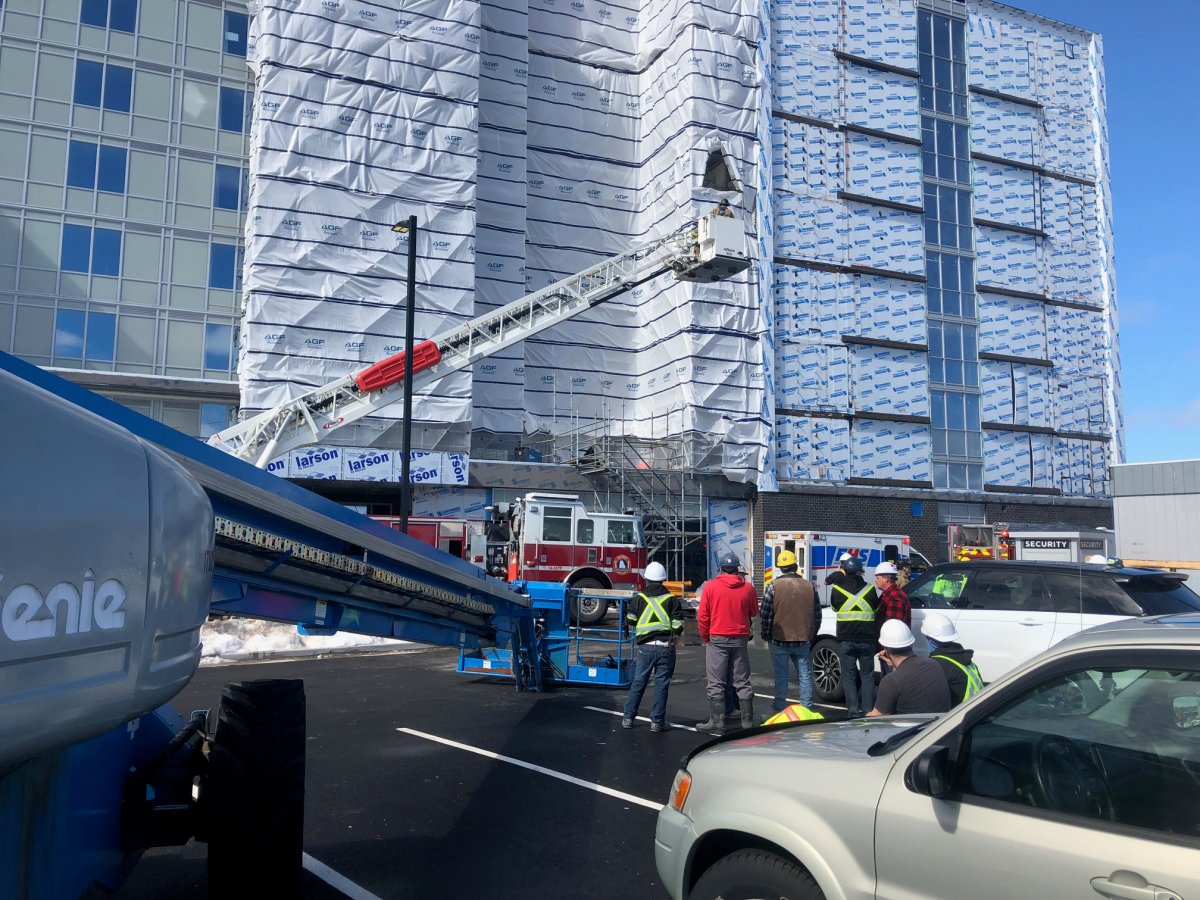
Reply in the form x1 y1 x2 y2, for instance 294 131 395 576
208 215 750 467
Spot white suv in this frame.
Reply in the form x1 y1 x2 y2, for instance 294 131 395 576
656 614 1200 900
808 561 1200 702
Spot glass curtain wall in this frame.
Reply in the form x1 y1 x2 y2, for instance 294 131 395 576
918 5 983 491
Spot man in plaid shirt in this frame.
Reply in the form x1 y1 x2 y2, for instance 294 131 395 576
873 561 910 675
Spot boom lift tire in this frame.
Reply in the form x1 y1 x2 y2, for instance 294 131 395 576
690 849 824 900
203 679 307 897
571 577 609 625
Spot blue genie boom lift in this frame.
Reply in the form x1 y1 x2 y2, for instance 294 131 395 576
0 215 748 898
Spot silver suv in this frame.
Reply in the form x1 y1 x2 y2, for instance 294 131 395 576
656 614 1200 900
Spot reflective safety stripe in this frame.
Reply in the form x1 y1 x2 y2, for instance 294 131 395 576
633 592 679 637
832 584 875 621
933 654 984 701
763 704 825 725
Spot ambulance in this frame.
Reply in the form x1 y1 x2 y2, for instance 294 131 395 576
763 530 932 607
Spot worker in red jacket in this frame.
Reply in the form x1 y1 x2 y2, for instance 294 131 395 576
696 553 760 734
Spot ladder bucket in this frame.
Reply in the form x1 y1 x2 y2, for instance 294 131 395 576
354 340 443 393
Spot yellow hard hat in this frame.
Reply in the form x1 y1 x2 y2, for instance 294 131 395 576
775 549 797 569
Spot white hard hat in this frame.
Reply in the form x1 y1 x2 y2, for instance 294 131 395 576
879 619 915 649
838 552 853 562
1083 554 1107 565
644 561 668 582
922 612 959 643
874 561 899 577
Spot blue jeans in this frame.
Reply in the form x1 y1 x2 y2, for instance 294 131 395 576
623 642 676 726
839 639 877 718
770 642 813 711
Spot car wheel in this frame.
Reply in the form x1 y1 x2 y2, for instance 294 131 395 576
810 637 844 704
203 679 306 897
571 577 609 625
689 849 824 900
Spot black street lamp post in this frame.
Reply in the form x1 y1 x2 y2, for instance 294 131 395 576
392 215 418 533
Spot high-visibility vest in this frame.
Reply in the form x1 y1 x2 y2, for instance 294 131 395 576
832 584 875 622
763 704 825 725
627 592 680 638
933 654 984 702
932 574 966 599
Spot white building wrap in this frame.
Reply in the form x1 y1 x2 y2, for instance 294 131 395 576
237 0 1119 498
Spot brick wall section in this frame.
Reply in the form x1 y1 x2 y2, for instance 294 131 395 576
750 491 1114 594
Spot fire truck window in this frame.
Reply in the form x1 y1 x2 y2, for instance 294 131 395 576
607 520 635 545
542 506 573 542
576 519 595 543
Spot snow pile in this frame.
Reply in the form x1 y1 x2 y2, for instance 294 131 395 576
200 617 409 666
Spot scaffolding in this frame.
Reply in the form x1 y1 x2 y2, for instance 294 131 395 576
525 400 714 590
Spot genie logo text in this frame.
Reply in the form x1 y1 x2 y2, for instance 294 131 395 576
1 570 127 642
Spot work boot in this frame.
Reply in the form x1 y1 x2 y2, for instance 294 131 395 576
739 697 756 731
696 699 726 735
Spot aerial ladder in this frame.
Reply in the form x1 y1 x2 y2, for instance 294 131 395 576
0 213 751 897
208 214 750 467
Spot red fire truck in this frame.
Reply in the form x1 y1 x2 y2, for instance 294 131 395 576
377 492 646 625
946 523 1014 562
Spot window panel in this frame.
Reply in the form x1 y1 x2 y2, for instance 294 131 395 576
109 0 137 33
103 64 133 112
224 11 248 56
213 164 241 210
200 402 232 439
97 145 127 193
81 0 107 27
91 227 121 276
208 242 236 289
61 224 91 272
203 322 232 370
75 60 104 107
54 308 86 358
218 87 244 133
67 140 98 188
86 310 116 361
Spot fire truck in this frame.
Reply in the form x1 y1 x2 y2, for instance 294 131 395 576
946 523 1014 562
376 493 645 624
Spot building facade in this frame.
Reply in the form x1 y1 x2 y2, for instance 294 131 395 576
0 0 251 436
0 0 1119 564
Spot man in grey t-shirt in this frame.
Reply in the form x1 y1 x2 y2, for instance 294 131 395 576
867 620 951 716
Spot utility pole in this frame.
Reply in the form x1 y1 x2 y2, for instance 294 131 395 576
392 215 418 532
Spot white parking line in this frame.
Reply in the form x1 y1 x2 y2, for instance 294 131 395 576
303 852 384 900
582 705 699 732
753 692 844 711
396 727 663 811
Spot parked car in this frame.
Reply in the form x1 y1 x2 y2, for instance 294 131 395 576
809 560 1200 702
656 613 1200 900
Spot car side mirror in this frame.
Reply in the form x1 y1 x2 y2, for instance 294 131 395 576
907 745 950 798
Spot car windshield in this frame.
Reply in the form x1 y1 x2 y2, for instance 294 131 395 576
1120 577 1200 615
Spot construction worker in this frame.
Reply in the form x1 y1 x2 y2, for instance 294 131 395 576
932 569 968 605
621 561 685 731
873 560 911 677
696 552 759 735
868 620 952 716
760 549 821 713
829 557 880 718
824 552 855 590
922 612 983 708
710 198 735 218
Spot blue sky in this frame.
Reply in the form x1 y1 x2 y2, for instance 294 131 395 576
999 0 1198 463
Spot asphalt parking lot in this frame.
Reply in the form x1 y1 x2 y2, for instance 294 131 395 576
115 627 845 899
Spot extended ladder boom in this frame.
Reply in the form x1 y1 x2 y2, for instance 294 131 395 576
209 215 750 466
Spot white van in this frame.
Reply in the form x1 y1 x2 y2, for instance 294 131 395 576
763 530 932 608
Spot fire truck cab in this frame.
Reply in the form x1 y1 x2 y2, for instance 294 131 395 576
502 493 646 624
